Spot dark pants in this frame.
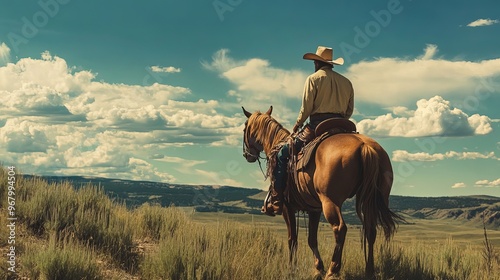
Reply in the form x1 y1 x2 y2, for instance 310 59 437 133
274 138 303 192
310 113 343 129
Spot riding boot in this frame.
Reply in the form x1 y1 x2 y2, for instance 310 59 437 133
270 192 283 215
269 157 286 215
261 187 282 217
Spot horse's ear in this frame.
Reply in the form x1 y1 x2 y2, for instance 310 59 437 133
242 107 252 118
265 106 273 116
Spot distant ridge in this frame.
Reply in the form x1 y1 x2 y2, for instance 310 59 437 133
29 175 500 228
25 175 264 213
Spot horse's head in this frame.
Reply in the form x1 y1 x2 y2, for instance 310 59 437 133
241 106 273 163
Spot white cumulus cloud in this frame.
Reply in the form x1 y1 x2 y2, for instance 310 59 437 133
0 119 51 153
150 66 181 73
419 44 438 60
203 49 306 99
392 150 498 162
475 179 500 187
0 42 10 64
0 51 246 181
357 96 492 137
345 44 500 106
467 18 499 27
451 182 466 189
203 49 307 123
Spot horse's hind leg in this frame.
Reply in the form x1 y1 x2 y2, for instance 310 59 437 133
366 225 376 278
322 200 347 278
308 211 324 273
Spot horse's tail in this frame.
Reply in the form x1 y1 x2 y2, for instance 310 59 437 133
355 144 403 261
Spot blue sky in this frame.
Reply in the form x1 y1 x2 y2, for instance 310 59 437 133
0 0 499 197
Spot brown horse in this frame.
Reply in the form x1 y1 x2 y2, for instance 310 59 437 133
242 106 403 279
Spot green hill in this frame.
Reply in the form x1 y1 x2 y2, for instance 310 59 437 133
33 175 500 228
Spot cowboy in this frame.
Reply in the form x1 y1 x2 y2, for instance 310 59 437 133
264 46 354 216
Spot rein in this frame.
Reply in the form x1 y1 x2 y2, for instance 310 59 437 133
256 156 267 180
295 211 309 238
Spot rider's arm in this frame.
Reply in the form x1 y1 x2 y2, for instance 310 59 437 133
345 84 354 119
296 76 315 126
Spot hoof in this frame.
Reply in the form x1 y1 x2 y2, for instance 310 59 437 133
312 268 325 280
315 260 325 272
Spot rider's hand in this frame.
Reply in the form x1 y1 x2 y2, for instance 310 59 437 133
293 123 302 133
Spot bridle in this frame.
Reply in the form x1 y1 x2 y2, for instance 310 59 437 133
242 120 262 162
242 120 267 178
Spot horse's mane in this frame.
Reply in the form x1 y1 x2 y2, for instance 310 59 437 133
248 112 290 154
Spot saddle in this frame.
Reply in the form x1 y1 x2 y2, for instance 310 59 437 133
262 118 357 213
296 118 357 169
285 118 357 211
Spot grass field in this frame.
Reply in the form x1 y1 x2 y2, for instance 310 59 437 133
1 167 499 279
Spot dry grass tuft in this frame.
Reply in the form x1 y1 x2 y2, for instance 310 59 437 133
1 166 499 280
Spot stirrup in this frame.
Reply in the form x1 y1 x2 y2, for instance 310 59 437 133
271 201 283 215
261 205 276 217
261 191 276 216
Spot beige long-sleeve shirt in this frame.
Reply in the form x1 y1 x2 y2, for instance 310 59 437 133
296 66 354 126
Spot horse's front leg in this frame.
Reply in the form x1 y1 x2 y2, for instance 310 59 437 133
282 204 297 264
308 211 324 273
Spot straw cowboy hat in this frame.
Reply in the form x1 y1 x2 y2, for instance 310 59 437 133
303 46 344 65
